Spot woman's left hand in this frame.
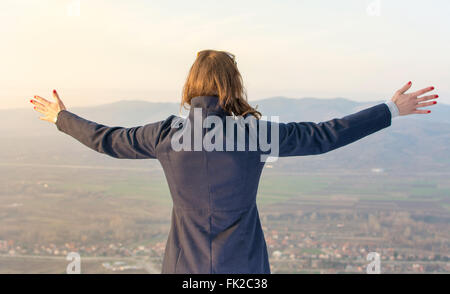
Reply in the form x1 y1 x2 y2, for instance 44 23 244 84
30 89 67 124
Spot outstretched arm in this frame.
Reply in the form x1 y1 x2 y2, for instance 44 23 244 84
30 90 164 159
277 82 438 157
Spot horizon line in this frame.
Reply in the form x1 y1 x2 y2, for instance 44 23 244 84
5 96 450 111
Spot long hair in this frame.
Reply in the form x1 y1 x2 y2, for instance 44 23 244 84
181 49 261 119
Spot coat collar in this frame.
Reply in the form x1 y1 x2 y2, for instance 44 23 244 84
189 95 229 116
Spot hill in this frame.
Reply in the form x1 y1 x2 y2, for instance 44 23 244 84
1 97 449 173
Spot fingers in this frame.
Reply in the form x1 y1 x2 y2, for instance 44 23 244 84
33 95 52 106
53 89 61 102
417 94 439 103
416 100 437 108
414 92 438 115
413 109 431 114
411 86 434 97
39 116 52 122
397 81 412 95
30 99 46 108
33 105 46 114
52 89 66 110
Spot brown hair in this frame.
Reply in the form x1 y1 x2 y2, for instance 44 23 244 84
181 49 261 119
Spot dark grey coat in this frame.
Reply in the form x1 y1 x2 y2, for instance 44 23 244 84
55 95 392 273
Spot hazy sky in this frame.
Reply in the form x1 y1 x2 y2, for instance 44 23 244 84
1 0 449 109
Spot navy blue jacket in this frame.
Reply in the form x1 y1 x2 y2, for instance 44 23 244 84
55 95 392 273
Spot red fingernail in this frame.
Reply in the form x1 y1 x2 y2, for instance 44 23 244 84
408 81 411 85
30 100 33 103
428 110 431 113
430 87 434 90
435 95 439 98
433 101 437 104
33 106 36 109
53 89 56 94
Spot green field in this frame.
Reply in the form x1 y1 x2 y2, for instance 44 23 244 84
0 164 449 273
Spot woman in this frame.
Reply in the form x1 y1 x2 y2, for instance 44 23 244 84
30 49 438 274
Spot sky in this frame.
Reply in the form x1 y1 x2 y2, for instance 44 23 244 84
0 0 449 109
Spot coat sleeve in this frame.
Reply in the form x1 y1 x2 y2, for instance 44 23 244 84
277 102 392 157
55 110 168 159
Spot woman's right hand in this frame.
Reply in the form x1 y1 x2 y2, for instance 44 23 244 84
391 81 438 116
30 89 67 124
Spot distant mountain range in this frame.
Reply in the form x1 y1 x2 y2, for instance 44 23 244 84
2 97 449 173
